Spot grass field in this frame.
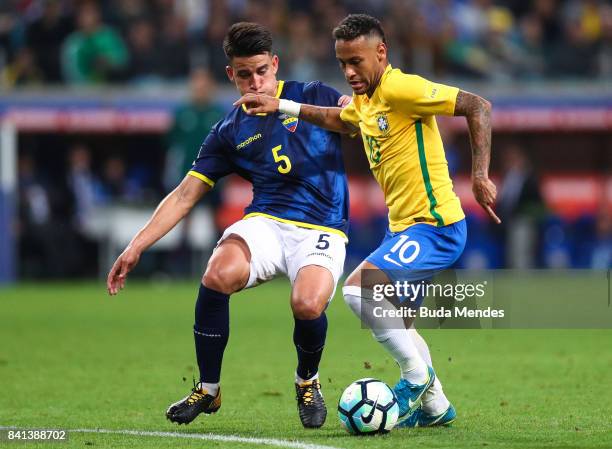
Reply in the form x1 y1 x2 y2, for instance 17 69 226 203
1 280 611 448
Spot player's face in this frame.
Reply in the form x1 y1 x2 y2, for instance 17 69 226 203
335 36 387 96
226 53 279 97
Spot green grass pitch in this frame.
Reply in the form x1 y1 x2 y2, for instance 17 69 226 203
1 280 610 448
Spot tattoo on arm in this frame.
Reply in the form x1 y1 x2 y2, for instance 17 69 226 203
454 90 492 179
299 104 355 134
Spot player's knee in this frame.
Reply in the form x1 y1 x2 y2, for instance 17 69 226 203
342 286 361 314
202 264 245 295
291 295 325 320
344 270 360 288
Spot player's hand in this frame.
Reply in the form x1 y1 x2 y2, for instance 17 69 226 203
338 95 352 108
233 93 279 115
472 176 501 224
107 246 141 295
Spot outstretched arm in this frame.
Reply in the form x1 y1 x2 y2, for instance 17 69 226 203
107 175 210 295
233 93 358 134
454 90 501 224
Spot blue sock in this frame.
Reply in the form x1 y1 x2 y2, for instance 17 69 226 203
194 284 230 384
293 313 328 380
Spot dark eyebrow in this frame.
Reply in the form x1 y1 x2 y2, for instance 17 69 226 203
337 56 361 64
236 63 268 77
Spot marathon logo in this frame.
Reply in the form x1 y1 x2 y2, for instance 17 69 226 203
236 133 262 150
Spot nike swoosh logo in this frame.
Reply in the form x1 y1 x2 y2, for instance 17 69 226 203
408 397 417 410
361 393 380 424
383 254 403 267
408 373 432 411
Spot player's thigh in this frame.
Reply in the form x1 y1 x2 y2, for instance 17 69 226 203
287 229 346 313
205 217 285 292
345 260 391 289
203 235 251 294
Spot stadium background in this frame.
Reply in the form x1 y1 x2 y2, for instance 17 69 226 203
0 0 610 281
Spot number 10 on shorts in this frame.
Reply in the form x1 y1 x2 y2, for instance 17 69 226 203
383 235 420 266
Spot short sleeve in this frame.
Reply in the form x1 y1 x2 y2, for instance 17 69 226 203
302 81 341 107
188 122 233 187
381 72 459 118
339 96 360 129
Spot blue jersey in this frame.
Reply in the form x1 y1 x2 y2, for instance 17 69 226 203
188 80 349 238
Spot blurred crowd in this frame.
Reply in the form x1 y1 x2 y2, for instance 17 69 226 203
18 144 158 277
16 68 225 277
1 0 612 89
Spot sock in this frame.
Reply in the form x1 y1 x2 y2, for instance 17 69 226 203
194 284 229 393
295 372 319 384
199 381 220 396
343 286 428 384
293 313 327 381
409 327 450 415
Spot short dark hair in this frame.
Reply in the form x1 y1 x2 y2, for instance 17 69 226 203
223 22 273 59
332 14 386 44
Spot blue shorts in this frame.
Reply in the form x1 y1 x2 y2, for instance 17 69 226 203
366 219 467 286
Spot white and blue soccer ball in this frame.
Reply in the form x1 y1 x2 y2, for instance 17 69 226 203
337 378 399 435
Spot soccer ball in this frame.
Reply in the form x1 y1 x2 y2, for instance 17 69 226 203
337 378 399 435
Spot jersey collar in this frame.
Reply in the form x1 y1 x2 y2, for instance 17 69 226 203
241 80 285 116
365 64 392 101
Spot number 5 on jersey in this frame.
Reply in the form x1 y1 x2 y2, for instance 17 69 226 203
272 145 292 174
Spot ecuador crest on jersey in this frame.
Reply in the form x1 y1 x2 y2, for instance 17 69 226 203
279 113 299 132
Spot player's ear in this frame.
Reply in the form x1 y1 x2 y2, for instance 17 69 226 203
225 65 234 82
271 54 279 74
376 42 387 63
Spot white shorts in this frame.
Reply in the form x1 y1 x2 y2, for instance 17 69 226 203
217 216 346 293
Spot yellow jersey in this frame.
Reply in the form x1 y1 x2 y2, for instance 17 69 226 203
340 64 465 232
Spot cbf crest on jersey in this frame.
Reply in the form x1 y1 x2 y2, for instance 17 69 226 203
376 112 389 135
278 113 299 133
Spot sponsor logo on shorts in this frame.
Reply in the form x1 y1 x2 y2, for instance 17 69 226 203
307 252 334 260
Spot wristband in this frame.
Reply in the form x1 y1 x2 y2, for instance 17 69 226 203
278 99 301 117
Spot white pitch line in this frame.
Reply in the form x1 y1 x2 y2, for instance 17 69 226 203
0 426 344 449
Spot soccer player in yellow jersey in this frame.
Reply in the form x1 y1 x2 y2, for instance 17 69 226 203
235 14 500 428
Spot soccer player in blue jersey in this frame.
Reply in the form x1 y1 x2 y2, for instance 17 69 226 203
106 22 351 428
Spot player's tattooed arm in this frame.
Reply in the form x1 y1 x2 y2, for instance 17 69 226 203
454 90 492 178
233 93 357 134
298 104 357 134
454 90 501 224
